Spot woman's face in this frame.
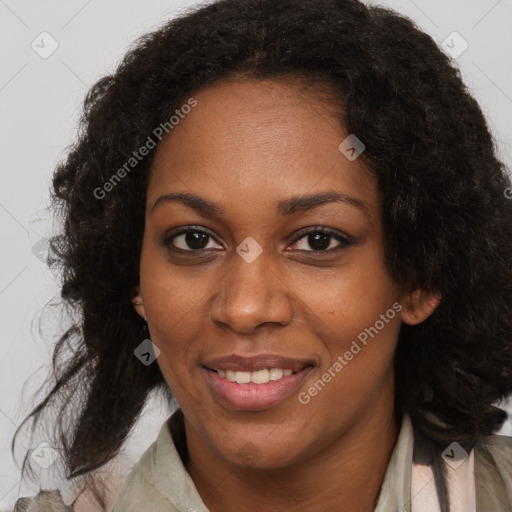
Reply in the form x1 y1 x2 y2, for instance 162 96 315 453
133 78 428 469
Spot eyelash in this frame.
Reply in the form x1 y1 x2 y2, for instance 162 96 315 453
163 226 355 255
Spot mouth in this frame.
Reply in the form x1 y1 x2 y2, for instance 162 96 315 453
202 354 315 410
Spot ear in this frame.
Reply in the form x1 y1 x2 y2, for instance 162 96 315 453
399 288 441 325
131 285 147 321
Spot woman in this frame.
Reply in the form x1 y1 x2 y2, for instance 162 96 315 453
12 0 512 511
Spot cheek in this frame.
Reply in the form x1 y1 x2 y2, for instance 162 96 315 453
139 239 212 340
294 254 400 410
299 314 400 438
290 249 399 344
138 251 204 388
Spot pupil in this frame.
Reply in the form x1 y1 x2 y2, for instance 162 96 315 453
309 233 329 250
186 232 208 249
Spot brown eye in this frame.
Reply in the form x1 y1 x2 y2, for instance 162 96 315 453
289 228 354 253
165 228 222 251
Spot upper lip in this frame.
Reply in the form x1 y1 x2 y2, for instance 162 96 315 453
203 353 315 373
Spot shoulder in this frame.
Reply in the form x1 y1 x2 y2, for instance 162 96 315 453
112 442 176 512
476 432 512 470
474 432 512 507
112 422 182 512
112 410 199 512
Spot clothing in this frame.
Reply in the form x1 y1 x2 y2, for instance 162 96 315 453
410 444 476 511
112 408 512 512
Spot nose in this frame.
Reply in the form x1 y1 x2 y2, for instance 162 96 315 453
209 250 293 334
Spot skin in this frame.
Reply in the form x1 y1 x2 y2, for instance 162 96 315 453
131 77 439 512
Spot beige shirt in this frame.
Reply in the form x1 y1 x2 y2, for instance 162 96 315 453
112 408 512 512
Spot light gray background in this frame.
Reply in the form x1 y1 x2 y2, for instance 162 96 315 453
1 0 511 510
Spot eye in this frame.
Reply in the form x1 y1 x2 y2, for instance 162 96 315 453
288 227 354 253
164 226 355 255
165 227 222 252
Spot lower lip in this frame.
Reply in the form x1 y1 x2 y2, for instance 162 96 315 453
203 366 314 411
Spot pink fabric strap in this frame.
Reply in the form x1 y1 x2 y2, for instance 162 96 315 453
411 449 476 512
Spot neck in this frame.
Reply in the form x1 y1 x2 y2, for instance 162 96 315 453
184 395 400 512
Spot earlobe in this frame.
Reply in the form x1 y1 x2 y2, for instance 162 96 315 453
400 289 441 325
131 285 147 321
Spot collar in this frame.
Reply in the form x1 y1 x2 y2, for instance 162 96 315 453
147 408 415 512
374 411 414 511
147 408 208 511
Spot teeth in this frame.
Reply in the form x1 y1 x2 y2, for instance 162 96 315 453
251 369 269 384
269 368 283 380
218 367 296 384
235 371 251 384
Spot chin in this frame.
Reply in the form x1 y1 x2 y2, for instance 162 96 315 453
219 440 303 470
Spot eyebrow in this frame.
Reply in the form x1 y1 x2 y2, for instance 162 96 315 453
150 191 368 217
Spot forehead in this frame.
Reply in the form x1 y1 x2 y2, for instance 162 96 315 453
147 78 378 217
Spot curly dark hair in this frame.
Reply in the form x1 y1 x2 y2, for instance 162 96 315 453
13 0 512 509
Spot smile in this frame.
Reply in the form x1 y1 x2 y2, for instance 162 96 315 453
203 365 314 410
